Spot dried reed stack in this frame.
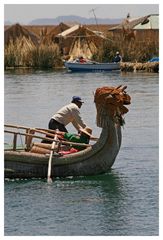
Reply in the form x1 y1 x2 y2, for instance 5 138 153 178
92 35 158 64
120 62 159 72
4 23 159 70
94 85 131 128
4 23 61 68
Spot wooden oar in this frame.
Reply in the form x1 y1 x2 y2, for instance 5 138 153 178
47 133 58 183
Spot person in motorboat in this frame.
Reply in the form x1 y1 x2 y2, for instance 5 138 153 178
79 56 87 63
73 56 87 63
113 51 122 62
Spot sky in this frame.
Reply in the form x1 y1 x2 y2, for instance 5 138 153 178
3 1 159 25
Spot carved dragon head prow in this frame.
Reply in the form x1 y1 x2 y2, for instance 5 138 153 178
94 85 131 128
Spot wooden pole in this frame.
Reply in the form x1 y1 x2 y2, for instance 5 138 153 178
4 130 92 148
13 133 17 151
47 132 58 183
4 124 98 141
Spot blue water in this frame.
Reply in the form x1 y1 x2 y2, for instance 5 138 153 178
4 69 159 236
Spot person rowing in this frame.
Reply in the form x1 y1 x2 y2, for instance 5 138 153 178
42 96 88 143
48 96 87 132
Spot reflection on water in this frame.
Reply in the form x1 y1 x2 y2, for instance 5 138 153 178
4 69 159 236
5 170 129 236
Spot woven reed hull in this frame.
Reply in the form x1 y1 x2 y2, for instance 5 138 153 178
5 122 121 179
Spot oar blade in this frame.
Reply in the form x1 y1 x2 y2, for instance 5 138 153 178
47 176 53 184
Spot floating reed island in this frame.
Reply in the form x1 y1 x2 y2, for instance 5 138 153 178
120 62 159 73
4 23 159 72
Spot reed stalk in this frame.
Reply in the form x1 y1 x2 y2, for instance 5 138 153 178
92 36 158 63
5 40 62 69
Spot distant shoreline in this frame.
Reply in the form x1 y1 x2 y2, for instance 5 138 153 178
5 61 159 73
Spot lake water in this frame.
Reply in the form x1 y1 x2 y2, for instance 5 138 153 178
4 69 159 236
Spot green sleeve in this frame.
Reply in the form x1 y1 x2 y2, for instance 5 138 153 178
64 133 81 143
63 133 88 151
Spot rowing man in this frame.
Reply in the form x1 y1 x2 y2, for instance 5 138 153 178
48 96 87 133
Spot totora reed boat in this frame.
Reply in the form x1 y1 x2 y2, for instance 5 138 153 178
4 85 131 179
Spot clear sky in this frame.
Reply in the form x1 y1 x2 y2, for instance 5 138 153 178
4 1 159 25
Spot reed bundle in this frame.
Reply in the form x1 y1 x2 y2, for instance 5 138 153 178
94 85 131 128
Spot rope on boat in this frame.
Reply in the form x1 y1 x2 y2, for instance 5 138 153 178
94 85 131 128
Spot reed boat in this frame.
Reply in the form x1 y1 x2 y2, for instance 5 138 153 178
4 85 131 179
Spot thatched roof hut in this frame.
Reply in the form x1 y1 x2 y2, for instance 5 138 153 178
5 23 39 46
55 24 105 59
49 22 70 35
108 14 159 42
41 22 70 45
109 14 159 31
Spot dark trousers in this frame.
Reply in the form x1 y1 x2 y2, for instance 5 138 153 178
48 118 68 132
41 119 68 143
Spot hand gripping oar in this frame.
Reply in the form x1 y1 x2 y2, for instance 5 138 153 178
47 130 58 183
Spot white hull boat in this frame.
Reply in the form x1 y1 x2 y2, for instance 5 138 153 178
64 61 120 72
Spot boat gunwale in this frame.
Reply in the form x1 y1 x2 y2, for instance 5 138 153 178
4 127 110 166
